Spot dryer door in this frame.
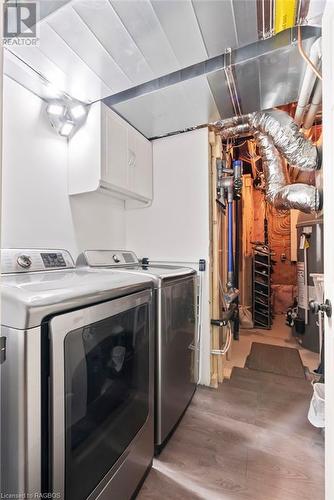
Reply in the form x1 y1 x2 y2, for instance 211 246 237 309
49 289 152 500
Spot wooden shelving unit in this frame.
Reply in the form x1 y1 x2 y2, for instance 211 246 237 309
252 246 272 329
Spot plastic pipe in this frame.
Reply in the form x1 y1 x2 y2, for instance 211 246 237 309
303 78 322 130
295 37 322 126
304 245 309 325
227 200 234 288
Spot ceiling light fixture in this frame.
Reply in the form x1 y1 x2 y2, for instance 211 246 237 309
46 94 90 139
59 121 75 137
69 103 86 120
46 103 66 117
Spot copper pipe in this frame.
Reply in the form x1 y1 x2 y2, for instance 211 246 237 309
298 25 322 81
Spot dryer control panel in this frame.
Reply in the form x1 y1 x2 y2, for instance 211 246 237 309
82 250 139 267
1 249 75 274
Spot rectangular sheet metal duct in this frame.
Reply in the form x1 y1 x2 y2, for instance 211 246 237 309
104 27 319 138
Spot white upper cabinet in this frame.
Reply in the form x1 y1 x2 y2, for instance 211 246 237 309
101 107 128 191
69 102 153 206
127 127 153 200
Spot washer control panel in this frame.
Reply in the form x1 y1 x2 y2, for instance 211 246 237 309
1 249 75 274
41 252 67 268
17 254 32 269
112 254 121 263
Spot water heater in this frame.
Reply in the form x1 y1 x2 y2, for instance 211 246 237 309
294 214 323 352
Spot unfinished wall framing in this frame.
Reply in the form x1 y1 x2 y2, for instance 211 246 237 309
209 131 229 387
209 131 221 386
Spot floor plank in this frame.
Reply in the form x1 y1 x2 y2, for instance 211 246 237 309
138 366 324 500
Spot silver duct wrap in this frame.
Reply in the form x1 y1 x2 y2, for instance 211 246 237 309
215 110 320 171
220 123 251 138
213 115 247 129
255 132 320 212
250 110 318 171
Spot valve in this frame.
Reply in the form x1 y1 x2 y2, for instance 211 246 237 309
309 299 332 318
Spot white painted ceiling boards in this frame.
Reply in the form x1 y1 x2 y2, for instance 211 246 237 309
4 0 325 137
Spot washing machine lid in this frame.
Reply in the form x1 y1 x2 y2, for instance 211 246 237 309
1 249 154 330
80 250 196 281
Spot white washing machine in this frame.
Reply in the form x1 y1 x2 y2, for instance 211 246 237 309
78 250 199 452
1 248 155 500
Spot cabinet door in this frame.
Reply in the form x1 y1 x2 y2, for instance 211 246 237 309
128 128 153 200
102 106 128 190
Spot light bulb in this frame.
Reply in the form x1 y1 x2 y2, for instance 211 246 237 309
47 103 65 117
59 121 75 137
69 104 86 120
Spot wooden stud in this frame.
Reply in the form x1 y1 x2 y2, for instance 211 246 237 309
209 133 224 386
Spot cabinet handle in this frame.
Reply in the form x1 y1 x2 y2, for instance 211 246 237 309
128 149 136 168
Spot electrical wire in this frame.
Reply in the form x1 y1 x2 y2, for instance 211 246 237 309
223 139 250 155
297 25 322 81
211 321 233 355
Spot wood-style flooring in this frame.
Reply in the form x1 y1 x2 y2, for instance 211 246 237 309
138 367 324 500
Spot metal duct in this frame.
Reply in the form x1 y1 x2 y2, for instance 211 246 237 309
215 109 320 171
255 132 321 212
213 108 321 213
220 123 251 136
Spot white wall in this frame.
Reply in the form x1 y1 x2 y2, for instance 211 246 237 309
126 129 211 386
323 3 334 500
126 128 210 261
2 79 211 385
2 76 126 260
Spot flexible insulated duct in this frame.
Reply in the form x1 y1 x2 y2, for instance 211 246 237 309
214 109 320 171
255 132 320 212
213 109 321 212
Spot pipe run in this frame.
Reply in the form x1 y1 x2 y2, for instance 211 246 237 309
227 201 234 286
303 78 322 130
295 36 322 125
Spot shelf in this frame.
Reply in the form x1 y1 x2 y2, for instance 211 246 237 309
254 280 269 287
255 310 269 318
254 260 270 268
255 299 269 308
253 245 272 332
255 270 268 276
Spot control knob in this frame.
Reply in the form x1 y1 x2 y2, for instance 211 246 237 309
113 254 121 263
17 254 32 269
